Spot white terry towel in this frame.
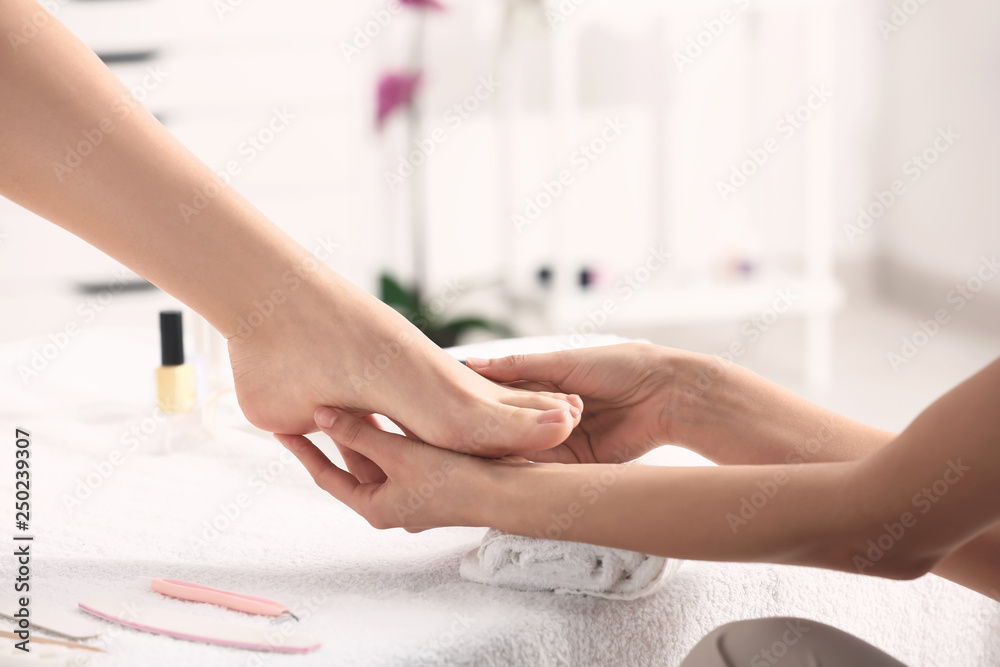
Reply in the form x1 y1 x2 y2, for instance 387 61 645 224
459 529 683 600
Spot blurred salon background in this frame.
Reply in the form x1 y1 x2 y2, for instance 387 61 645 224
1 0 998 433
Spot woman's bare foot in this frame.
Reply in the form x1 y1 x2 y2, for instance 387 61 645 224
0 0 573 458
227 270 582 456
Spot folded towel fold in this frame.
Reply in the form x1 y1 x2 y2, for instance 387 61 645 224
459 529 683 600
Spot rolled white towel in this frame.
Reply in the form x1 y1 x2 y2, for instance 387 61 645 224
459 529 683 600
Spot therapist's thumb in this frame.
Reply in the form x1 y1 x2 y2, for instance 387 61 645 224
466 352 577 384
314 407 404 464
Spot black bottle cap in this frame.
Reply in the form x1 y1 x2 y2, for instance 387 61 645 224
159 310 185 366
537 266 553 287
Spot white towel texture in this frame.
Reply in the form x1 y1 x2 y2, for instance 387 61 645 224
2 331 998 666
459 529 682 599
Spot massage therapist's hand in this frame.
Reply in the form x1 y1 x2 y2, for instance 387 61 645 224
465 343 709 464
275 408 530 532
470 343 892 468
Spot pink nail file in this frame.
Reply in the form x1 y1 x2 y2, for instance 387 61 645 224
151 578 298 619
78 595 321 653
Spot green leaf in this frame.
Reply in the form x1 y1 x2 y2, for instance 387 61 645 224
439 316 514 339
378 273 515 347
379 273 419 314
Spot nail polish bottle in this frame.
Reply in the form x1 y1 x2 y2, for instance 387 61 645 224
156 310 196 414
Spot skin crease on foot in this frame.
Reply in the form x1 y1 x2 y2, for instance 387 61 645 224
0 0 582 458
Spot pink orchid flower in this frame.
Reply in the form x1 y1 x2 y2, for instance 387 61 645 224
376 71 422 129
400 0 446 9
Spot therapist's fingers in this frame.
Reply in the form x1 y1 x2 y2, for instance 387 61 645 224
466 352 580 386
274 433 361 502
335 442 387 483
499 379 559 394
313 407 410 469
333 414 387 483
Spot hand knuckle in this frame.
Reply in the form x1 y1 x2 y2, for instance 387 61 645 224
314 466 337 489
336 417 365 449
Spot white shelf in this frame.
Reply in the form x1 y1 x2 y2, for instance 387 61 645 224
497 1 842 391
546 275 843 330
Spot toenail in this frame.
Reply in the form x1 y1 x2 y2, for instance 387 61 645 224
568 405 581 419
537 408 569 425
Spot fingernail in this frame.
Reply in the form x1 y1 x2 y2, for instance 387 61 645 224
568 404 581 419
315 407 338 428
465 357 489 369
537 408 569 425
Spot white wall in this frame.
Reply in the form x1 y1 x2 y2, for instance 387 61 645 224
873 0 1000 304
0 0 383 297
5 0 992 332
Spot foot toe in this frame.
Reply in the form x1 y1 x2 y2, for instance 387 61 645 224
455 402 573 457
